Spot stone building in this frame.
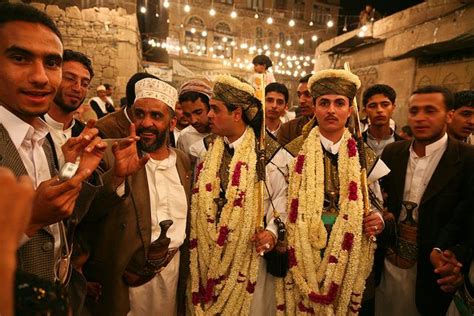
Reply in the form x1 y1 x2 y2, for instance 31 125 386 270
147 0 340 107
26 1 142 105
314 0 474 127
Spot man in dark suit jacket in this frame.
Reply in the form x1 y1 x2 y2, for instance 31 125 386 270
81 74 191 315
375 86 474 315
277 74 315 146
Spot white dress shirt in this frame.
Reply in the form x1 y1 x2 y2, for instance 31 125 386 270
177 125 209 158
44 114 74 167
129 150 187 316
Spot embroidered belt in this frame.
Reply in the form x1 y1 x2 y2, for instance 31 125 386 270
387 222 418 269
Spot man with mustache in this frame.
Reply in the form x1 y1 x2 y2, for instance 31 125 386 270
177 79 213 162
362 84 403 156
277 74 315 146
45 49 95 168
265 82 289 137
280 69 387 315
447 90 474 144
375 86 474 315
81 74 191 316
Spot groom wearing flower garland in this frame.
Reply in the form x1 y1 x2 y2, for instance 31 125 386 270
188 75 287 315
278 69 389 315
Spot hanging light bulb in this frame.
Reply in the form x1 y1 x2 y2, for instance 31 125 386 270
298 38 305 45
163 1 170 8
140 6 147 13
190 27 196 34
155 13 160 17
222 36 228 42
209 8 216 16
286 39 292 46
230 41 236 46
254 12 259 19
230 10 237 18
309 20 314 26
289 19 295 27
327 20 334 28
263 44 269 50
266 17 273 24
311 35 318 42
275 43 281 49
201 30 207 37
184 4 191 12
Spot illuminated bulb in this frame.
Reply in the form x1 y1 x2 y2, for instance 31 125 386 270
190 27 196 33
309 20 314 26
286 40 292 46
265 50 271 56
202 30 207 37
263 44 268 50
275 43 281 49
209 47 214 52
222 36 228 42
184 4 191 12
140 6 147 13
298 38 304 45
266 17 273 24
155 13 159 17
257 48 263 54
289 19 295 27
230 10 237 18
163 1 170 8
327 20 334 28
209 8 216 16
281 53 286 58
148 39 154 45
312 35 318 42
254 13 259 19
230 41 236 46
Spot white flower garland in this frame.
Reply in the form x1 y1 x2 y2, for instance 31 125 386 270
189 128 259 315
276 127 375 315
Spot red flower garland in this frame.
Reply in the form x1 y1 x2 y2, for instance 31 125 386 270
233 191 245 207
288 247 298 268
342 232 354 251
295 155 305 174
328 255 338 264
232 162 247 186
190 238 198 249
246 281 256 293
298 302 315 314
277 304 286 311
289 198 299 223
206 183 212 192
217 226 230 246
308 282 340 305
347 138 357 157
348 181 358 201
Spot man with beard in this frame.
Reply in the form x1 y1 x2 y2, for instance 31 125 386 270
177 79 213 162
45 49 94 168
447 90 474 144
277 74 315 146
81 75 191 316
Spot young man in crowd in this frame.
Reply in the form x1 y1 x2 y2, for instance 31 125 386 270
265 82 289 137
447 90 474 144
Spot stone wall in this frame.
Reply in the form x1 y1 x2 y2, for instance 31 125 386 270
30 2 142 105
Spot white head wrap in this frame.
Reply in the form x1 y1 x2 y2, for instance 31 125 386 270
134 78 178 110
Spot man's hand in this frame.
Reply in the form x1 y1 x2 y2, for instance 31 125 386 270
363 212 384 237
26 168 92 236
111 123 149 186
251 229 276 255
430 249 463 293
62 120 107 173
0 168 35 251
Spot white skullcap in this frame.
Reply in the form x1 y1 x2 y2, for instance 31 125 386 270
134 78 178 110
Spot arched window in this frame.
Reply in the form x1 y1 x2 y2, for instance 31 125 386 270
215 22 232 35
185 16 207 55
187 16 205 28
213 22 234 59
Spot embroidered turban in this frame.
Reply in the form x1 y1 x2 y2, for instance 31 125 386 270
308 69 361 100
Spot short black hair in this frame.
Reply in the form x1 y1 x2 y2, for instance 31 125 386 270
412 85 454 110
104 83 112 90
63 49 94 79
252 54 272 69
362 84 396 107
0 3 62 42
265 82 289 104
299 74 312 84
178 91 210 110
453 90 474 110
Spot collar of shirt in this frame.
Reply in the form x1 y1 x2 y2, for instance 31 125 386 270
319 132 343 154
0 106 49 149
44 113 75 133
410 133 448 158
224 128 248 151
367 128 395 141
147 149 176 171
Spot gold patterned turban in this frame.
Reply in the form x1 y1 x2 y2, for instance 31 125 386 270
212 75 262 123
308 69 361 100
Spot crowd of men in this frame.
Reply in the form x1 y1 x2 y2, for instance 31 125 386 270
1 2 474 316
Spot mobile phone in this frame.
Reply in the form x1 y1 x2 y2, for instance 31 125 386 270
58 162 79 182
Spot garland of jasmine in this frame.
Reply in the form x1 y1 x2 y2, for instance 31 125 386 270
189 127 260 315
276 127 375 315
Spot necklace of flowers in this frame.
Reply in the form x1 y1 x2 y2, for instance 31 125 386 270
275 127 375 315
189 127 260 315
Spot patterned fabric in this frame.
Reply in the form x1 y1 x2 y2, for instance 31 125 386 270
134 78 178 110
